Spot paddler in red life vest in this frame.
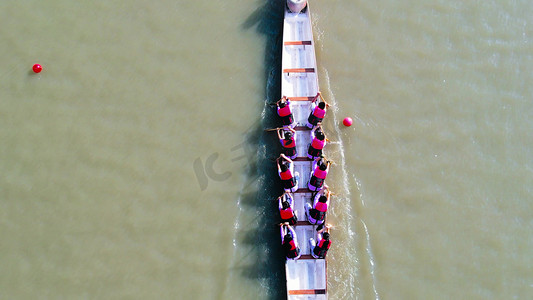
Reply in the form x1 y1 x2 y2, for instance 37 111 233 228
309 223 332 259
280 222 301 260
277 127 297 159
278 192 298 225
277 153 300 193
308 156 331 191
276 96 296 128
305 187 331 225
307 124 327 159
306 92 330 129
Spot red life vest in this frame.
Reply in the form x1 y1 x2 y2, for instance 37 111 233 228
284 239 300 258
308 106 326 125
283 139 296 149
280 169 293 180
313 106 326 119
313 239 331 258
310 200 327 221
309 167 327 188
278 104 294 126
282 139 296 157
311 138 325 150
315 201 328 212
278 105 291 117
308 138 326 158
279 169 296 189
280 207 294 221
313 168 327 179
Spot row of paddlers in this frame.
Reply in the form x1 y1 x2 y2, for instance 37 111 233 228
272 92 333 260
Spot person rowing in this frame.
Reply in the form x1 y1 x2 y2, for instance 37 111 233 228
278 192 298 225
305 187 331 225
308 156 331 191
309 223 332 259
277 153 300 193
307 124 327 159
277 127 297 159
276 96 295 128
306 92 330 129
280 222 301 260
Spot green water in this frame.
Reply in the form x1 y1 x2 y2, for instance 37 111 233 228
1 0 532 299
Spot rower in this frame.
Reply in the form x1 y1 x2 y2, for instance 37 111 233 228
309 223 332 259
306 92 330 129
277 153 300 193
278 192 298 225
276 96 295 128
280 222 301 260
277 127 297 159
308 156 330 191
305 187 331 225
307 124 327 159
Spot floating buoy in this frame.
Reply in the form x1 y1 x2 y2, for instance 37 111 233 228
343 117 353 127
32 64 42 73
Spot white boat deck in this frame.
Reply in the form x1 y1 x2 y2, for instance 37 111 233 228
286 259 327 299
281 2 328 299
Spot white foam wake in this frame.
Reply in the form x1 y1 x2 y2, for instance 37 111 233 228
322 68 380 299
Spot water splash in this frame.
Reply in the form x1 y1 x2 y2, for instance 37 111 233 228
361 219 380 300
322 67 381 300
321 68 361 298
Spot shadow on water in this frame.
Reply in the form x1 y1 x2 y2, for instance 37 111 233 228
238 1 287 299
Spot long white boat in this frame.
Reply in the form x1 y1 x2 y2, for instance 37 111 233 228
281 1 328 299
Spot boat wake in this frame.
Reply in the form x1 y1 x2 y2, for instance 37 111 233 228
361 218 380 300
321 68 380 300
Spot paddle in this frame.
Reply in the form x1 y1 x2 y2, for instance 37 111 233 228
265 127 283 132
318 93 334 108
321 159 336 166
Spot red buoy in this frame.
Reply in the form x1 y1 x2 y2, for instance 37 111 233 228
343 117 353 127
32 64 42 73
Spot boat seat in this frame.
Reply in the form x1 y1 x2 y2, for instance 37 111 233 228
284 41 313 46
287 96 315 101
293 157 312 162
283 68 315 73
288 289 327 295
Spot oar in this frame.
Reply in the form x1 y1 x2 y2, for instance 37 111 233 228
319 93 334 108
265 127 283 132
319 93 332 105
324 137 340 143
324 159 336 165
316 223 334 232
272 193 287 201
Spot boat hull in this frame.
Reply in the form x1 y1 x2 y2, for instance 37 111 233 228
287 0 307 13
281 1 328 299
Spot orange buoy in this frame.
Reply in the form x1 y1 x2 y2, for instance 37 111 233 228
32 64 42 73
343 117 353 127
